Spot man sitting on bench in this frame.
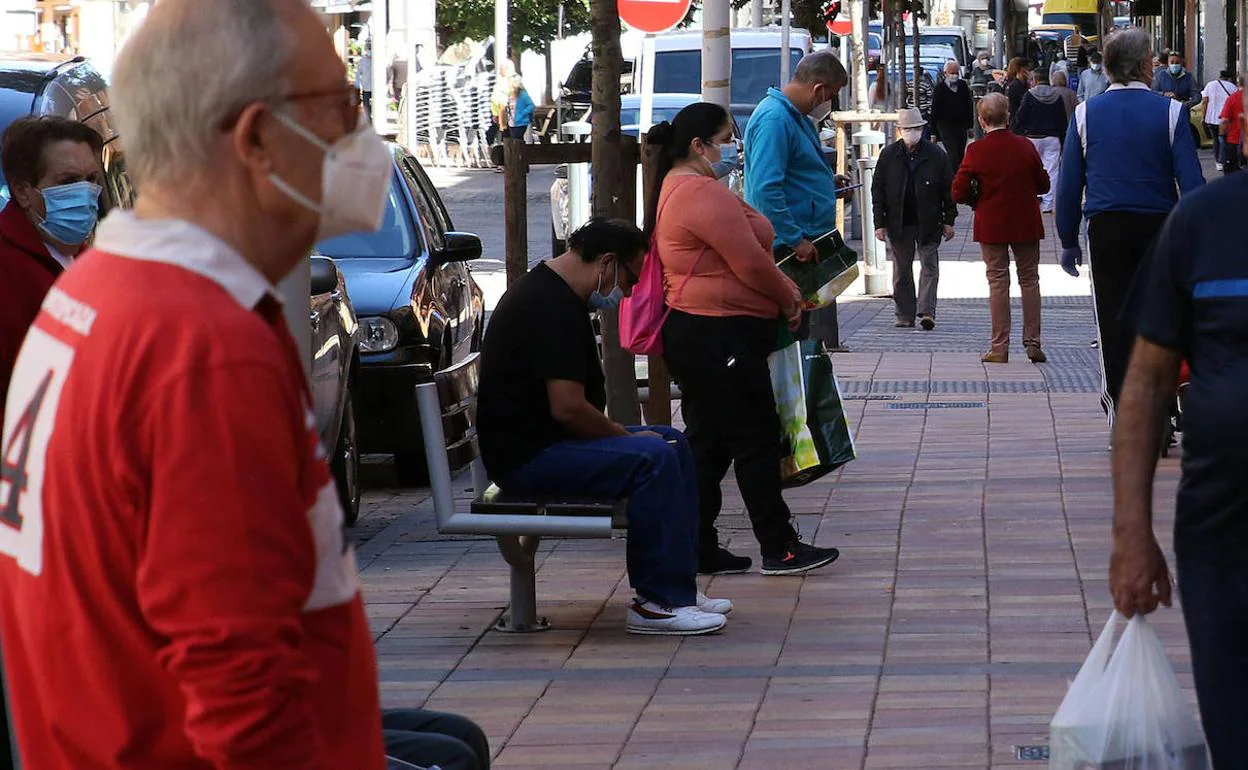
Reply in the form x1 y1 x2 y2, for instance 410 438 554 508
477 217 731 636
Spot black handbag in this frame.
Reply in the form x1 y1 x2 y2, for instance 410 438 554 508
968 177 981 210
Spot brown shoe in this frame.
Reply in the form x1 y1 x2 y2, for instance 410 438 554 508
895 318 915 328
1026 345 1047 363
981 351 1008 364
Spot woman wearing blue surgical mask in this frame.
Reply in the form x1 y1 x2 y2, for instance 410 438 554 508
0 115 103 417
643 102 841 578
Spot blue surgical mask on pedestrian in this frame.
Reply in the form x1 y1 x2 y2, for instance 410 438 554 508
710 142 738 180
37 181 102 246
589 262 624 310
1169 63 1183 75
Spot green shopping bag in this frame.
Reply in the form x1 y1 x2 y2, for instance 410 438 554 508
768 331 856 488
776 229 860 310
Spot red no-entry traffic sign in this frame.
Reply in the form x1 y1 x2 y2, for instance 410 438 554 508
619 0 693 34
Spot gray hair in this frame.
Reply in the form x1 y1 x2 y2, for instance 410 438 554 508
1103 27 1153 85
793 50 847 89
111 0 295 187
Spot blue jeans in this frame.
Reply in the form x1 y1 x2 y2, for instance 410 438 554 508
497 425 699 608
1176 543 1248 768
383 708 490 770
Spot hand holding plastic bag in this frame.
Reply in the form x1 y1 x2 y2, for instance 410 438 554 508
1050 612 1208 769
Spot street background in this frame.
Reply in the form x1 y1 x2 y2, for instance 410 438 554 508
349 156 1217 768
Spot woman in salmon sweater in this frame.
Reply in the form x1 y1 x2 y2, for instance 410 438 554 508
647 103 841 578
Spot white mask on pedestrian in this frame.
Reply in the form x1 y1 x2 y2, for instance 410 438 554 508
1091 63 1102 72
901 128 924 146
268 110 393 242
946 75 959 86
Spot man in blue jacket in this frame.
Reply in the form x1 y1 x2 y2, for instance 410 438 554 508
1056 28 1204 430
745 50 850 342
1151 51 1197 104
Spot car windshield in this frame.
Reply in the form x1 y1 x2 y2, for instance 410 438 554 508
620 105 686 130
654 47 804 105
901 34 967 63
315 175 416 259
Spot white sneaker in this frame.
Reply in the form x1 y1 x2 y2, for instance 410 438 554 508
626 599 727 636
696 591 733 615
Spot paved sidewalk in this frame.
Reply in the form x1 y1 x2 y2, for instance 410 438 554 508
357 305 1193 769
357 163 1219 768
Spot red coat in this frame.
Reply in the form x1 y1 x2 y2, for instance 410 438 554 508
0 201 63 417
951 128 1050 244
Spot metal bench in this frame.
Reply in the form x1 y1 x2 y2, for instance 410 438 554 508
414 353 626 633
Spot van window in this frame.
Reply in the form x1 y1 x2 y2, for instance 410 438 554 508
653 48 804 105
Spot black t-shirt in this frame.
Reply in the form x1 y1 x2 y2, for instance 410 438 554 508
1125 173 1248 550
477 262 606 480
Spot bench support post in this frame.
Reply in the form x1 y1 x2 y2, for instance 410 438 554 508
493 535 551 633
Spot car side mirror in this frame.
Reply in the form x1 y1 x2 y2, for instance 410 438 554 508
310 256 339 295
434 232 482 265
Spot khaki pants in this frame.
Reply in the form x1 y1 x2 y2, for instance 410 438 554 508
981 242 1041 355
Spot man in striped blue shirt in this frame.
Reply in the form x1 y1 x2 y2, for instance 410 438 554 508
1055 27 1204 427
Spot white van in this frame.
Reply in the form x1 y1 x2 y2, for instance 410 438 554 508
633 27 814 133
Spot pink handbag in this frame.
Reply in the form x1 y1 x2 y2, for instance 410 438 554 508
619 220 704 357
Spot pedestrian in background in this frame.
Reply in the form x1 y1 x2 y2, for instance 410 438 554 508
1014 69 1068 213
952 94 1050 364
1051 70 1078 117
1078 51 1109 101
872 107 957 331
1005 57 1032 123
1219 76 1244 174
1109 122 1248 768
506 75 534 141
652 104 841 578
1056 26 1204 431
1201 69 1237 170
355 40 373 117
1152 51 1196 103
745 50 852 345
930 59 974 173
0 117 102 419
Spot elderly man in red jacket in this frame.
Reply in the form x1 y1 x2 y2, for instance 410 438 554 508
951 93 1051 364
0 116 103 415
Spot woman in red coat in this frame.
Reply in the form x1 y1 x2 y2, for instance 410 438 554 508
952 93 1051 364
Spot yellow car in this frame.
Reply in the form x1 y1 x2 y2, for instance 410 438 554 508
1188 101 1215 149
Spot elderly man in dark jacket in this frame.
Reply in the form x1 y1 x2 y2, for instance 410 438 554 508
1013 69 1068 212
930 59 975 172
872 108 957 330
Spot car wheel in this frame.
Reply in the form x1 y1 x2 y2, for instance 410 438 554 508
393 451 430 487
332 384 361 526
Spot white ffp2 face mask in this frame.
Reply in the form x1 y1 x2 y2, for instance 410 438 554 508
269 110 393 242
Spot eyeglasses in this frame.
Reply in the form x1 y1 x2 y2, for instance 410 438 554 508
285 85 363 132
219 84 361 132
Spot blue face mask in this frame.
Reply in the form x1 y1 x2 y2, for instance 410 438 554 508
1169 63 1183 75
588 263 624 311
710 142 738 180
37 181 102 246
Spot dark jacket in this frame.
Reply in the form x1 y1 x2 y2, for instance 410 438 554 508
0 202 64 417
951 128 1049 244
872 139 957 245
1151 68 1197 103
930 78 974 132
1007 78 1030 119
1013 85 1069 139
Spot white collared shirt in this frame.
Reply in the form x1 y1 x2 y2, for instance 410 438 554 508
93 209 280 311
44 242 71 271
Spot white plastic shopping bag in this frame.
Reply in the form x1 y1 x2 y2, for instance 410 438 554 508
1050 612 1208 770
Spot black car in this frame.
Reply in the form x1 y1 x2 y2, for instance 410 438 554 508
0 54 364 523
315 146 485 485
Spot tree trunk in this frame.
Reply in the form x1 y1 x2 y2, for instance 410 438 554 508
589 0 641 425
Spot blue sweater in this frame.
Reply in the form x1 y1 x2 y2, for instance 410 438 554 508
1056 83 1205 248
743 88 840 249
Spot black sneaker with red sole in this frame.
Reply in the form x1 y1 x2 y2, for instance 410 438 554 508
761 541 840 576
